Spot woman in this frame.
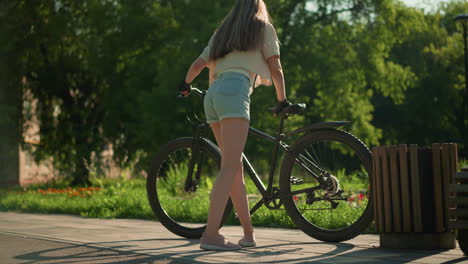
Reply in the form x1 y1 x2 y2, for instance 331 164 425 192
179 0 290 251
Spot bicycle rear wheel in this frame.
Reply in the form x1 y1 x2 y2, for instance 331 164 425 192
147 137 232 238
280 129 373 242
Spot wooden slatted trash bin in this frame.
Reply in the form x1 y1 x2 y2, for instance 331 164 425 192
372 144 458 249
450 167 468 254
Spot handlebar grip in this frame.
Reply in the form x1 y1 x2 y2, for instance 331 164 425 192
191 88 206 96
176 87 206 99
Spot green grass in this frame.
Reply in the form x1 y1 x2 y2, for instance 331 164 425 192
0 178 153 219
0 174 375 233
460 159 468 169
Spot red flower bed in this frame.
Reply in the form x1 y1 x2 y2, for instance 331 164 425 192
33 187 101 197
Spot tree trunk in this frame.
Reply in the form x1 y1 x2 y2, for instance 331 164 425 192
0 2 20 187
70 157 91 186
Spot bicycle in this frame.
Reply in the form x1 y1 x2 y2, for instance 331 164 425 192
147 87 373 242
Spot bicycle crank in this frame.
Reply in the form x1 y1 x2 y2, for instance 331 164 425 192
264 187 283 209
184 178 199 193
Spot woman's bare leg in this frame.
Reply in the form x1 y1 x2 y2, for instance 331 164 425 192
203 118 249 241
208 121 255 242
230 164 255 242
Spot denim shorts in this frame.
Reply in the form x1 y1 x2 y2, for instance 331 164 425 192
204 72 251 124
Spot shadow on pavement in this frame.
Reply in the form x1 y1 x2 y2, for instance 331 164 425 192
9 234 468 264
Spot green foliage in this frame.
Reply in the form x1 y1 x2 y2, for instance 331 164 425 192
372 0 468 150
3 0 468 184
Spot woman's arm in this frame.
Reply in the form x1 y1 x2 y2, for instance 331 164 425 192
266 55 286 102
184 58 208 84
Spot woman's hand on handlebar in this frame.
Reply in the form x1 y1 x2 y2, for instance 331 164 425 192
178 80 192 97
271 99 292 117
177 81 206 98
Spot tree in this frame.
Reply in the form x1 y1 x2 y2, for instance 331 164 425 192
371 0 468 157
8 1 111 185
7 0 467 186
0 1 21 186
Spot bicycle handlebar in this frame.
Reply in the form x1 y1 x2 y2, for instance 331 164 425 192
176 87 206 99
176 87 307 118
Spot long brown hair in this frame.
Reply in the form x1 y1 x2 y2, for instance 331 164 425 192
209 0 272 61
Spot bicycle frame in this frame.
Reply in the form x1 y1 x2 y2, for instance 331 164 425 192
181 88 347 215
186 117 329 215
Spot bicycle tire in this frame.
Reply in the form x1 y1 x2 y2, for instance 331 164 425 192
147 137 233 239
280 129 373 242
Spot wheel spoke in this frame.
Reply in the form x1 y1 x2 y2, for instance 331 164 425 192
305 146 321 168
280 130 373 242
295 154 323 178
147 138 226 238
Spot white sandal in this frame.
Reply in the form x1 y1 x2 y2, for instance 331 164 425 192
200 243 241 251
238 239 256 247
200 234 241 251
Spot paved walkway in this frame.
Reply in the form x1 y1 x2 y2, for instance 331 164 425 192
0 212 467 264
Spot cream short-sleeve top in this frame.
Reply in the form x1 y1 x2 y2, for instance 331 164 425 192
199 23 280 94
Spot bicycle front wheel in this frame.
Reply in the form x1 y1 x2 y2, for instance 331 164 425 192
280 129 373 242
147 137 232 239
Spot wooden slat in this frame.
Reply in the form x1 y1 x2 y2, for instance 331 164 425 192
452 144 458 183
376 147 385 232
398 145 412 232
448 208 468 217
447 143 458 206
448 219 468 229
381 147 393 232
449 184 468 193
390 147 402 232
371 147 380 232
448 219 457 229
432 143 444 232
448 196 468 205
447 144 456 223
374 147 385 232
448 144 458 217
409 144 422 232
441 144 452 230
456 172 468 180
